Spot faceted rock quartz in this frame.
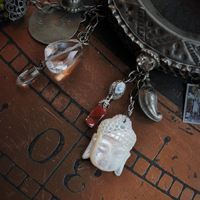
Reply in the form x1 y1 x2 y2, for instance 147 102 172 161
85 104 107 128
16 66 40 85
45 39 83 74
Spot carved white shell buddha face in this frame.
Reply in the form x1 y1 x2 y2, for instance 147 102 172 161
82 115 137 176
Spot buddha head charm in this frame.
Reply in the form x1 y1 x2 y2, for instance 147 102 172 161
12 0 163 177
82 115 137 176
83 52 163 176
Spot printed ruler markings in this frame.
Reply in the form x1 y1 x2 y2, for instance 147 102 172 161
0 151 60 200
126 138 200 199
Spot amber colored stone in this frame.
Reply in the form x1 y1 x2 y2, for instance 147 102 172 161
85 104 107 128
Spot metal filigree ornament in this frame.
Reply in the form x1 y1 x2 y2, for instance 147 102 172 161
5 0 27 21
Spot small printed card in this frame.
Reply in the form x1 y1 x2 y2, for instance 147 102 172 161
183 83 200 125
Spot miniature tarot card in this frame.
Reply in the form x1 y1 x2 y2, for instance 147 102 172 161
183 83 200 125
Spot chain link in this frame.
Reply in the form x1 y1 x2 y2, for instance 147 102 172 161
125 53 156 117
127 83 138 117
27 0 60 12
156 64 200 84
78 11 99 45
125 69 148 117
99 94 113 109
77 6 104 45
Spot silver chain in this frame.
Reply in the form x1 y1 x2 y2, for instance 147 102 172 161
99 94 113 109
126 75 146 117
126 53 156 117
127 84 138 117
78 7 104 45
78 11 99 45
27 0 60 12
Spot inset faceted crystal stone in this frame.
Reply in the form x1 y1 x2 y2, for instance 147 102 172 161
85 104 107 128
45 39 83 74
109 80 126 100
16 66 40 85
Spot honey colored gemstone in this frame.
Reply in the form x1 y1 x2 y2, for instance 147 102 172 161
85 104 107 128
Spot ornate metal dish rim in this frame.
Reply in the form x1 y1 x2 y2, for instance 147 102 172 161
139 0 200 42
108 0 200 76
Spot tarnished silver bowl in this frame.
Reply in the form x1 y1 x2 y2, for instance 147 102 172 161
106 0 200 79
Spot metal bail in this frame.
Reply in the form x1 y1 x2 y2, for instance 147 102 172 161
137 52 159 72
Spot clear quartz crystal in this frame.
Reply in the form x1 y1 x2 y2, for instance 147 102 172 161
45 39 83 74
16 66 40 85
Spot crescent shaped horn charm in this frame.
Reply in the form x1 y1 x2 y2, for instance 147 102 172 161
138 79 163 122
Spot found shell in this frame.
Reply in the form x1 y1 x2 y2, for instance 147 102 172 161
138 80 163 122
